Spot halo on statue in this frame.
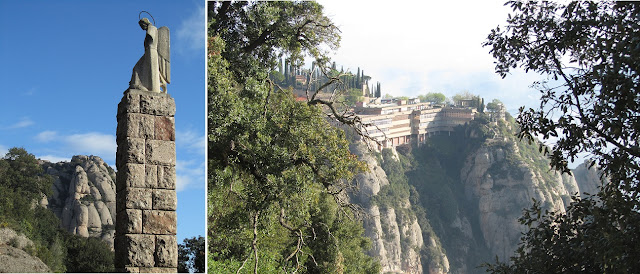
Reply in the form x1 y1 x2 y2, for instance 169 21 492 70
138 11 156 25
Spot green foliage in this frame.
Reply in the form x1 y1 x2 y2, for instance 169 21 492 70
0 147 115 273
485 99 503 112
419 92 446 104
484 1 640 272
178 236 205 273
485 191 640 273
343 88 364 107
208 2 378 272
63 233 115 273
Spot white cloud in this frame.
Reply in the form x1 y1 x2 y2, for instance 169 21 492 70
176 129 205 155
65 132 116 160
33 131 117 163
176 158 205 192
38 154 70 163
35 130 59 142
6 117 34 129
176 4 205 56
176 174 191 192
0 145 7 157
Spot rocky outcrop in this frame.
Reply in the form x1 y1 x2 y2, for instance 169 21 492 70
42 155 116 248
351 143 447 274
572 160 606 196
461 137 587 260
0 228 51 273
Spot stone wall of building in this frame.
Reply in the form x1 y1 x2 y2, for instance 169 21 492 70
114 89 178 273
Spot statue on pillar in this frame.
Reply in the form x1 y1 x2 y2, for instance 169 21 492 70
129 15 170 93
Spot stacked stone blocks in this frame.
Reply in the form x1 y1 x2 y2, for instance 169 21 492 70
115 89 177 273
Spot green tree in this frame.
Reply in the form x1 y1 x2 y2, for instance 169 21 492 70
421 92 446 104
483 1 640 272
451 91 473 104
0 147 117 273
178 236 205 273
64 233 115 273
208 2 379 273
0 147 52 203
485 99 503 112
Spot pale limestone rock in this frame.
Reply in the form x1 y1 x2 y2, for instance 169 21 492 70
350 142 389 203
351 143 441 274
0 246 50 273
572 160 606 196
42 155 117 248
461 140 583 260
87 203 102 229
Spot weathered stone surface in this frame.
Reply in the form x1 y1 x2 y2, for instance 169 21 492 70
76 203 89 237
71 166 90 199
116 89 177 269
157 166 176 189
146 140 176 166
117 163 146 190
118 188 152 210
351 143 434 274
155 235 178 267
145 165 158 189
115 234 155 268
153 189 177 211
117 138 146 166
139 267 178 273
143 210 177 235
0 245 50 273
120 266 140 273
87 203 102 229
116 209 142 235
118 90 141 115
140 93 176 117
96 201 114 226
118 113 155 140
155 116 175 141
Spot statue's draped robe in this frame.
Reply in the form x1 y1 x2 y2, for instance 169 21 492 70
130 24 170 93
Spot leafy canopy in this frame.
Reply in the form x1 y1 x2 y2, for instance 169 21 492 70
483 1 640 272
208 1 378 273
0 147 115 273
178 236 205 273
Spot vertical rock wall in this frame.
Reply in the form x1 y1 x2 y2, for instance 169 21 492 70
115 89 177 273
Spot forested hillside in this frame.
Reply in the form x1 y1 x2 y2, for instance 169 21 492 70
0 148 114 272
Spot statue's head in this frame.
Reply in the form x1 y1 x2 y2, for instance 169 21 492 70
139 18 151 30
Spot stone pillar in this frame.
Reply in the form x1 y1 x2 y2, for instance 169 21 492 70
115 89 177 273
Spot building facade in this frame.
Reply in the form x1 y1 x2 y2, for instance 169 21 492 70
355 100 476 150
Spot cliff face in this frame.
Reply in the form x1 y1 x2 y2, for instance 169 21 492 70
572 161 606 196
350 113 603 273
351 143 449 274
461 142 577 260
41 155 116 248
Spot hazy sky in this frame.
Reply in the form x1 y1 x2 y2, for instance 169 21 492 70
0 0 205 242
318 0 588 167
319 0 545 115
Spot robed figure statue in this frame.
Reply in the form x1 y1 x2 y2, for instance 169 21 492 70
130 17 170 93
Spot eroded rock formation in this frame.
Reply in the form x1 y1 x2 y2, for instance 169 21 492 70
42 155 116 248
351 143 448 274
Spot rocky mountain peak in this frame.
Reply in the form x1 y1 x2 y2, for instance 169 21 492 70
42 155 116 248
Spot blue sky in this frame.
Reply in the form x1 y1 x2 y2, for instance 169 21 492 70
0 1 205 242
